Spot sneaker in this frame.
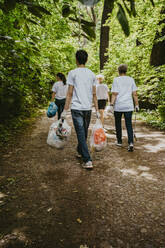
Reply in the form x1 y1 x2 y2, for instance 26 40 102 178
115 142 122 147
82 161 93 169
128 143 134 152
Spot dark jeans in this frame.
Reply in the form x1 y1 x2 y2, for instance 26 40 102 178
55 98 66 120
71 110 92 163
114 111 133 144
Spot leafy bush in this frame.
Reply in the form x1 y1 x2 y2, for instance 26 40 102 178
158 105 165 122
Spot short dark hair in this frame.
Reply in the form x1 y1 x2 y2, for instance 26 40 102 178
76 50 88 65
118 64 128 74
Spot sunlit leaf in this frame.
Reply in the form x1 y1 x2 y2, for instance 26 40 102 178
117 3 130 37
0 35 13 41
24 23 30 34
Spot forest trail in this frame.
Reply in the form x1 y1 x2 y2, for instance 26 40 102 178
0 111 165 248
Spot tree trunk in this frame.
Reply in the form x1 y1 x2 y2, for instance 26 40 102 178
99 0 114 70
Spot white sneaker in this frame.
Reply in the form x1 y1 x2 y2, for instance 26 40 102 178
128 143 134 152
82 161 93 169
115 142 122 147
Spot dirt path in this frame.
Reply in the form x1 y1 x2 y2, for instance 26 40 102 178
0 111 165 248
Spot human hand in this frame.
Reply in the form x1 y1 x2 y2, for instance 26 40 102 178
96 111 101 119
107 105 114 114
61 110 67 119
135 105 139 112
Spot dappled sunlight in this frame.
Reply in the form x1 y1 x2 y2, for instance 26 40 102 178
0 192 6 199
120 168 138 176
139 172 157 181
119 166 157 182
142 140 165 153
137 165 150 171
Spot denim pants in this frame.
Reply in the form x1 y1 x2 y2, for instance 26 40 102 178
55 98 66 120
71 110 92 163
114 111 133 144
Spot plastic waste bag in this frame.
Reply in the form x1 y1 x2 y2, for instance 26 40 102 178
104 106 112 119
47 102 58 118
90 119 107 151
47 119 71 149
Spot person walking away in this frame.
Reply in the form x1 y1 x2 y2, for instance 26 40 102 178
61 50 99 169
96 74 110 127
109 64 139 152
51 73 68 120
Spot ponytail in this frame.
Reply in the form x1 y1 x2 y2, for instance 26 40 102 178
56 72 66 85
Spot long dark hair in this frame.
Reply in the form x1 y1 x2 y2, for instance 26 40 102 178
56 73 66 85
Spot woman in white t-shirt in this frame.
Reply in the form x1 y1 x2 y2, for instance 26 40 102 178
96 74 110 127
110 64 139 151
51 73 68 120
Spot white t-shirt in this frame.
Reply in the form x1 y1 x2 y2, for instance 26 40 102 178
52 81 68 100
111 76 138 112
96 84 109 100
67 67 97 110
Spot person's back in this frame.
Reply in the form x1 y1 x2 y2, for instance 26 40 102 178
110 64 139 152
67 67 96 110
112 75 137 112
96 83 109 100
52 81 67 100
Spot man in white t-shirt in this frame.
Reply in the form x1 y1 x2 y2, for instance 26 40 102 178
61 50 99 169
110 64 139 151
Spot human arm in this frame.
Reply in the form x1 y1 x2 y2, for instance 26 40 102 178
107 92 110 104
51 92 56 102
110 92 118 106
93 85 98 112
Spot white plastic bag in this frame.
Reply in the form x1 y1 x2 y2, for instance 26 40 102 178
47 119 71 149
104 106 112 119
90 119 107 151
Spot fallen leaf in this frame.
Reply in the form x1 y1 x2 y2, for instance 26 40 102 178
77 218 82 224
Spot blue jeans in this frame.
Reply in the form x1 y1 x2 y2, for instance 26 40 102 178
114 111 133 144
71 110 92 162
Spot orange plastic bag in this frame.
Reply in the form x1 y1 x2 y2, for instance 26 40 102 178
90 119 107 151
94 128 106 144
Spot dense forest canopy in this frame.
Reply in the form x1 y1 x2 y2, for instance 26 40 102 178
0 0 165 141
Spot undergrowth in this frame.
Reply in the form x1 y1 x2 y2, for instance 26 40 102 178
138 110 165 131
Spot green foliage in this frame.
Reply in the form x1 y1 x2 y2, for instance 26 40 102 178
138 110 165 130
117 3 130 36
158 105 165 122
